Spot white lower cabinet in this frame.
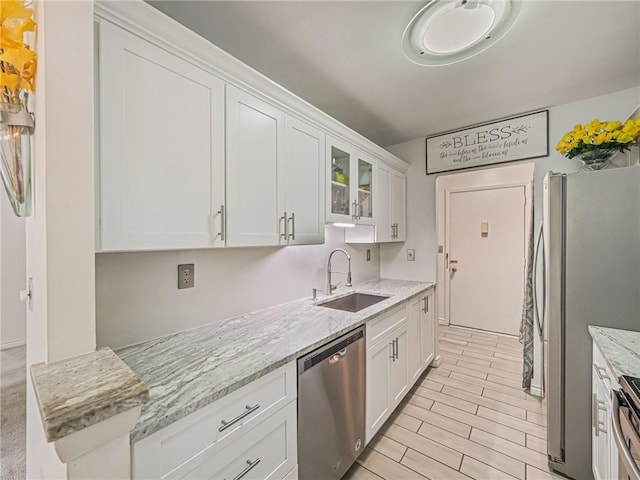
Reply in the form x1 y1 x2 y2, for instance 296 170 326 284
366 289 436 444
592 342 619 480
132 362 297 480
181 403 296 480
365 304 409 443
408 290 436 384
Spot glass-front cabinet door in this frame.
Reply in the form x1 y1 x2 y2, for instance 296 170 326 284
329 144 351 218
357 156 374 224
326 136 375 225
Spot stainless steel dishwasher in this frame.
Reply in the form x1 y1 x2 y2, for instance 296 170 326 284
297 326 365 480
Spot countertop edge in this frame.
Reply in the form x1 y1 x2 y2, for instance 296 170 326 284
31 347 149 443
125 280 435 443
589 325 640 381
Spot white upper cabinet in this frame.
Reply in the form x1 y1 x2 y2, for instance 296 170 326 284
326 136 375 226
95 2 409 252
225 86 285 247
377 162 406 242
97 21 225 251
344 161 406 243
284 117 325 245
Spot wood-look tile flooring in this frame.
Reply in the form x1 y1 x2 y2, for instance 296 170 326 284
346 324 560 480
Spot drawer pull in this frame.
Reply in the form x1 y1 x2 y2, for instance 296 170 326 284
595 365 611 380
231 458 261 480
219 404 260 432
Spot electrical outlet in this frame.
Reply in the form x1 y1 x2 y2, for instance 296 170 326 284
366 249 371 261
178 264 195 289
407 249 416 261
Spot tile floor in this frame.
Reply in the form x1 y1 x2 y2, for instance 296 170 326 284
346 324 559 480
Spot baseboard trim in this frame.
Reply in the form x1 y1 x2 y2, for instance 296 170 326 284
1 338 26 350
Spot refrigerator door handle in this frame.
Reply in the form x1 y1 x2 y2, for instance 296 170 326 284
533 221 546 338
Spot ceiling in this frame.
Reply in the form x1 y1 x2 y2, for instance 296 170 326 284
148 1 640 147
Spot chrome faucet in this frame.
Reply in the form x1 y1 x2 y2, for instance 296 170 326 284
326 248 352 295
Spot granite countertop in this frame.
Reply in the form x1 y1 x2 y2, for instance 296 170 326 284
117 278 434 443
30 348 149 442
589 325 640 379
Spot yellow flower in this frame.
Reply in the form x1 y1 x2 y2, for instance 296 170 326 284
556 141 568 152
562 133 574 143
573 124 584 132
593 132 607 145
0 0 31 24
618 133 635 143
0 71 19 91
604 121 622 132
582 134 593 144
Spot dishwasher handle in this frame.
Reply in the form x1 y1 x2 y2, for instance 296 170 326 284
299 326 364 373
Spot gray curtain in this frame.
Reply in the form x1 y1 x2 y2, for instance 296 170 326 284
519 187 535 389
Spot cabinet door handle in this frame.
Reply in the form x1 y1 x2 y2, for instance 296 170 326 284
394 338 399 360
230 458 261 480
595 365 610 380
389 341 395 361
422 297 427 313
280 211 288 240
592 393 599 437
219 404 260 432
596 399 608 434
216 205 225 241
352 201 358 221
288 212 295 241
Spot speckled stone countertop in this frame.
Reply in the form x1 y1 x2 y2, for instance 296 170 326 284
30 348 149 442
589 325 640 379
117 278 434 443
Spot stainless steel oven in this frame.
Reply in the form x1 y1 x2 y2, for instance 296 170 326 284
613 376 640 480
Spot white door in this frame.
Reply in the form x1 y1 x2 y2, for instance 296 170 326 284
376 164 392 242
284 116 325 245
226 86 285 247
98 21 225 251
365 339 392 443
448 186 525 335
391 171 406 241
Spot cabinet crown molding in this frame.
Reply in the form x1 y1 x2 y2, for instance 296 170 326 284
94 0 409 171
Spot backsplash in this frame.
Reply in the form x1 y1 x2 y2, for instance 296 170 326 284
96 226 379 348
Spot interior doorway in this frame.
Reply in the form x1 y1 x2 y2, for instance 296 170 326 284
436 163 534 336
448 186 526 335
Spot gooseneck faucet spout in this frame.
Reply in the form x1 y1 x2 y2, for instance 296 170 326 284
326 248 352 295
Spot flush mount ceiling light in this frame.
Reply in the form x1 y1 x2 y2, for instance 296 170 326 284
402 0 522 66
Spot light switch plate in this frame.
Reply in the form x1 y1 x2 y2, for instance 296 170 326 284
407 249 415 261
178 264 195 289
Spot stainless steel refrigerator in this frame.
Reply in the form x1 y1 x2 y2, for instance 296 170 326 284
542 167 640 479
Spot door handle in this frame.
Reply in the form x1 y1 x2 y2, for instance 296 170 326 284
389 341 395 361
394 338 399 360
423 296 429 313
230 458 261 480
288 212 295 241
216 205 226 241
280 211 288 240
352 201 358 221
450 259 458 273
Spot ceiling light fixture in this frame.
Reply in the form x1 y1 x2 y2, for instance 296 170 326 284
402 0 522 67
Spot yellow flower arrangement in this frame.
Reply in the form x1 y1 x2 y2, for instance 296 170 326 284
0 0 36 216
0 0 36 106
556 117 640 159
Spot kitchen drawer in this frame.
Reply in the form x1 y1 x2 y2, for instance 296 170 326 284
169 400 297 480
133 362 296 479
366 303 407 346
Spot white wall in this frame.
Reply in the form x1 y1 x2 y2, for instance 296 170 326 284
96 226 379 348
380 86 640 281
0 193 26 348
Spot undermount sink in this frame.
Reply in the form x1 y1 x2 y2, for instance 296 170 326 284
318 292 390 313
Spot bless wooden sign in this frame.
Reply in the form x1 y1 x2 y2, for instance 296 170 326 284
426 110 549 175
